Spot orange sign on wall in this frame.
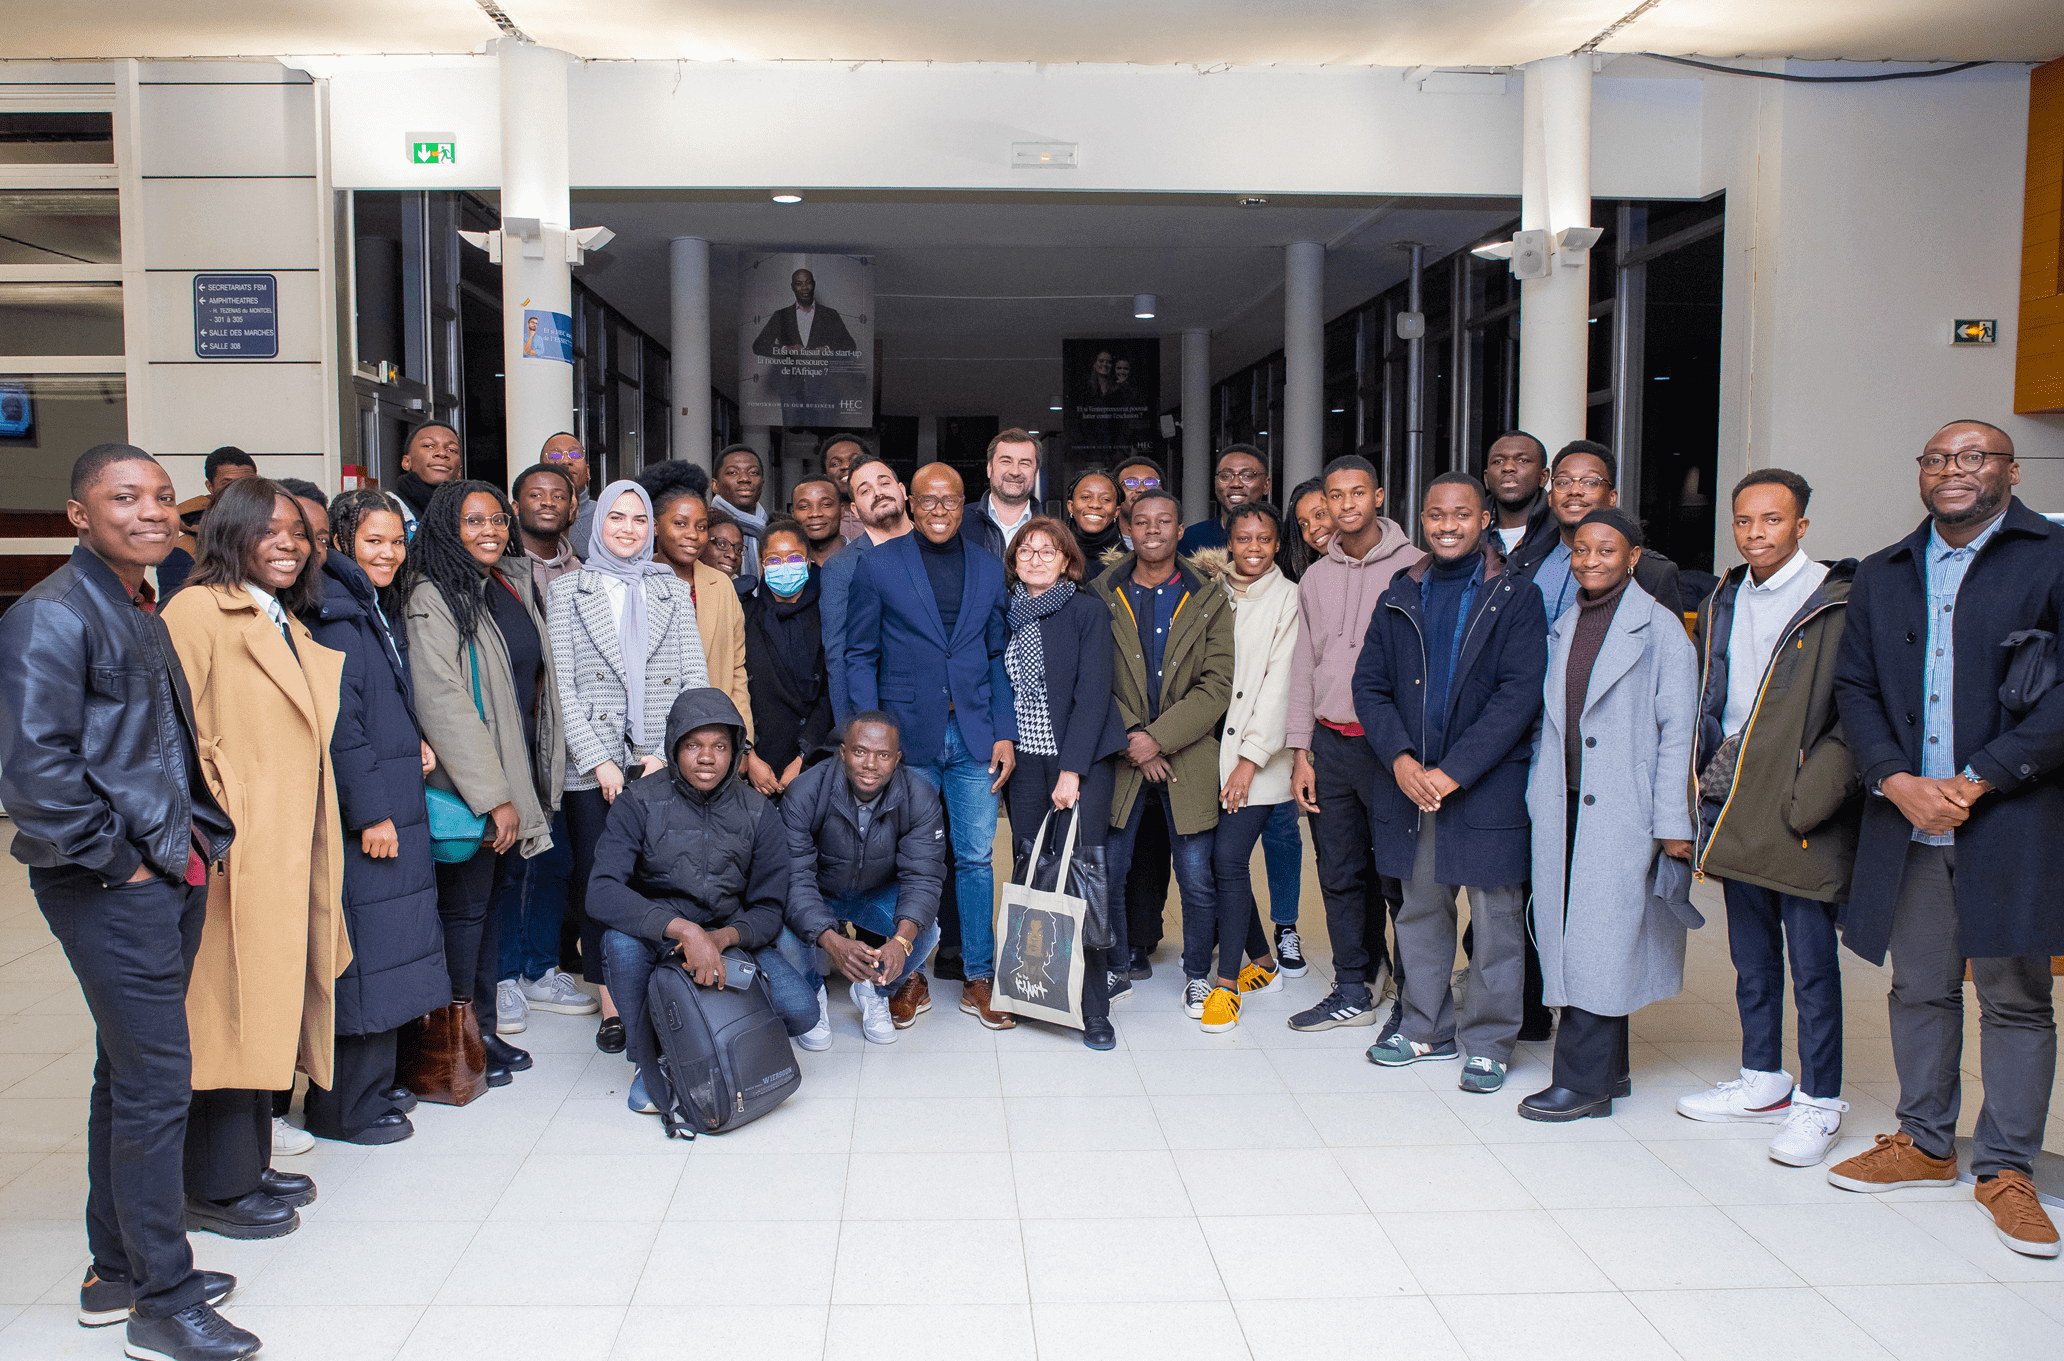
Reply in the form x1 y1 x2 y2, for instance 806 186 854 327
2016 57 2064 414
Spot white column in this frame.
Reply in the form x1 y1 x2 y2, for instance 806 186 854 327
496 39 575 480
1516 55 1593 460
669 236 711 469
1180 328 1211 525
1282 241 1325 490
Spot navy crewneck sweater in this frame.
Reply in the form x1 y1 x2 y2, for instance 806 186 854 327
1419 552 1480 767
919 532 965 634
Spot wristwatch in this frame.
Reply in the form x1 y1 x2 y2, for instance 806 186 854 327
1960 765 1985 787
883 933 911 955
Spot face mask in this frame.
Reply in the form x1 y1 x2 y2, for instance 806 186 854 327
763 560 810 596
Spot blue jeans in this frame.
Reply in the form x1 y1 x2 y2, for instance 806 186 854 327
909 717 999 980
496 808 571 983
1720 878 1843 1099
1261 801 1304 927
1107 787 1217 976
602 926 820 1099
1204 802 1279 983
785 882 942 998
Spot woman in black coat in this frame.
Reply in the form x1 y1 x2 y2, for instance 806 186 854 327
740 519 834 795
1000 516 1131 1050
299 490 450 1144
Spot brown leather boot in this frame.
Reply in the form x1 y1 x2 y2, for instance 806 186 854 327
1974 1169 2061 1258
1826 1132 1958 1193
889 972 931 1029
958 978 1015 1030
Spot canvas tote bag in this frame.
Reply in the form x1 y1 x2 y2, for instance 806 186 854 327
990 811 1090 1029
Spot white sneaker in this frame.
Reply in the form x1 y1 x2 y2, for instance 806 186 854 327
1182 977 1213 1019
1768 1092 1848 1167
522 969 599 1015
1675 1067 1794 1123
495 978 529 1034
271 1116 314 1157
797 985 833 1052
851 978 897 1044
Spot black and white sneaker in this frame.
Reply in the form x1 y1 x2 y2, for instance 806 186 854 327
1288 987 1377 1031
1182 977 1213 1019
1106 971 1134 1004
1272 924 1308 977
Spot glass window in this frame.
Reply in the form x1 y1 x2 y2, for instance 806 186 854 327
0 282 123 355
0 112 113 165
0 189 121 265
0 374 128 509
352 193 406 371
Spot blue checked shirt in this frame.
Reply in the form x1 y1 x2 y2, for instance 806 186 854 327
1915 512 2006 844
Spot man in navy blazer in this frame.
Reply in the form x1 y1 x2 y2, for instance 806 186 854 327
846 463 1019 1025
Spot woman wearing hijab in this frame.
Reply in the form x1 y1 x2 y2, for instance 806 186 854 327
1001 516 1129 1049
161 477 347 1236
1065 469 1124 567
300 490 448 1144
1522 507 1699 1121
741 518 833 796
548 479 709 1051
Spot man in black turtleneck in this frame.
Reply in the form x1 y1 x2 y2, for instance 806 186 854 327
393 422 462 524
1352 472 1548 1094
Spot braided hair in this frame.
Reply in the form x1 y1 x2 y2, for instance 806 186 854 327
328 488 410 613
402 478 513 643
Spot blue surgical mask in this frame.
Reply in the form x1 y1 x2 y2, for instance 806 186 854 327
763 560 810 596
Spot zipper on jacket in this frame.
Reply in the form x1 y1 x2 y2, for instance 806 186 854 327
1385 577 1504 833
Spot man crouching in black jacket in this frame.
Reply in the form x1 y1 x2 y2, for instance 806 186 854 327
589 687 821 1116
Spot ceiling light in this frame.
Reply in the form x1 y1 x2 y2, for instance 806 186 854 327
1049 395 1063 411
1237 196 1268 208
1133 294 1157 320
771 192 802 204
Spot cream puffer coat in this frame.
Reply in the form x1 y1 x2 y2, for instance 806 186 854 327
1195 549 1301 808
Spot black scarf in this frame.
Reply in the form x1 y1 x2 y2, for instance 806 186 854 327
394 470 439 518
1071 518 1122 563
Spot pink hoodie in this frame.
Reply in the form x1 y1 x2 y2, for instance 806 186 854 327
1285 516 1426 749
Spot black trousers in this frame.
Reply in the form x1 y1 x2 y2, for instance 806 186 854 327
31 867 208 1319
1310 724 1400 990
563 786 613 985
183 1088 271 1203
435 845 512 1040
1005 752 1117 1022
302 1029 399 1141
1124 784 1173 952
1551 1006 1631 1099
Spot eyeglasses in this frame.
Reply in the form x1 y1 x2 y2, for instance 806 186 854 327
1016 544 1058 563
543 447 586 462
1917 451 2011 474
461 513 514 529
1550 476 1610 492
1121 475 1161 491
762 553 808 567
914 495 964 512
1216 468 1266 485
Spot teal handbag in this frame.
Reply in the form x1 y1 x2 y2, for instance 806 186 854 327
426 641 491 863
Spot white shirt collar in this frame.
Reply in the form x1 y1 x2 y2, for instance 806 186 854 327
1742 548 1812 594
988 495 1034 530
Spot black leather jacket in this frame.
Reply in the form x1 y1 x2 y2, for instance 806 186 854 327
0 548 233 886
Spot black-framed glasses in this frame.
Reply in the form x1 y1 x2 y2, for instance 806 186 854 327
915 495 964 512
1550 476 1610 492
1216 468 1265 485
1917 451 2011 474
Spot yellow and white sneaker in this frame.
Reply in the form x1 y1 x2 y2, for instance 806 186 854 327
1236 960 1283 996
1200 987 1242 1033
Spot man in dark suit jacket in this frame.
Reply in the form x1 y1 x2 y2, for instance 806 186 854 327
751 269 861 426
1828 419 2064 1260
845 463 1019 1027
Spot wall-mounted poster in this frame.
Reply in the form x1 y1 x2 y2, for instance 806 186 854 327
1062 337 1159 466
521 308 573 364
740 253 873 429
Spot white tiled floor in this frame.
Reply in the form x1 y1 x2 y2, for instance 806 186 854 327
2 835 2061 1359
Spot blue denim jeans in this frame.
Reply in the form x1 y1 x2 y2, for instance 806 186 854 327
601 926 820 1098
1260 800 1304 927
1720 878 1843 1099
496 807 571 983
1106 786 1217 976
909 717 999 980
784 882 942 998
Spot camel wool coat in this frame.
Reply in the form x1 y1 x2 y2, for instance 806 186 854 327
691 561 754 740
162 584 351 1092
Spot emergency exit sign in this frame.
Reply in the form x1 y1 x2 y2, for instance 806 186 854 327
408 131 455 165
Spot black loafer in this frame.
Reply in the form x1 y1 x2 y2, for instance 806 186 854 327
125 1303 261 1361
346 1111 414 1145
1614 1075 1633 1098
1127 947 1153 981
486 1065 513 1087
1517 1085 1614 1122
594 1017 626 1054
184 1190 299 1239
258 1169 316 1207
79 1268 235 1328
380 1085 419 1114
482 1034 532 1070
1082 1018 1117 1051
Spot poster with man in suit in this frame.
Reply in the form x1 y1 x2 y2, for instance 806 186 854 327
741 253 873 429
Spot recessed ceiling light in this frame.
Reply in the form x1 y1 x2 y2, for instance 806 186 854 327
771 192 803 204
1133 293 1157 319
1237 195 1268 208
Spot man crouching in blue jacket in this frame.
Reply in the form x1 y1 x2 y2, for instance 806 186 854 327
589 687 820 1115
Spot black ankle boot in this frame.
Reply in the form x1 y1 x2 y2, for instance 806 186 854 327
183 1191 298 1240
1517 1085 1613 1122
258 1168 315 1207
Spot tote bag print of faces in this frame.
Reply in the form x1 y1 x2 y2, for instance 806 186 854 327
992 812 1089 1028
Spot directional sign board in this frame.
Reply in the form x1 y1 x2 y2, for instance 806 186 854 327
193 274 279 359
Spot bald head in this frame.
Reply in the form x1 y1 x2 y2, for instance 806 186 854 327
910 462 966 545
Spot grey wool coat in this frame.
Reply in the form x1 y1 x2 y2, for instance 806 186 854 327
546 568 707 790
1527 579 1700 1017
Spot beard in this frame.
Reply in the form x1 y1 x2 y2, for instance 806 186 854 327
1929 483 2007 527
858 498 907 531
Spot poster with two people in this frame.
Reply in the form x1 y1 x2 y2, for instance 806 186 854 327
740 253 874 429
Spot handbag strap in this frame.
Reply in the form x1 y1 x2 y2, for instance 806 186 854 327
1014 808 1082 890
466 639 486 722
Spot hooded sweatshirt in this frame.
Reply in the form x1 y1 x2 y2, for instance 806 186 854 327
1285 515 1426 750
583 687 790 949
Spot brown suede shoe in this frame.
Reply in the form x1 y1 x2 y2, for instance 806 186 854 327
958 978 1015 1030
1974 1169 2062 1258
1826 1131 1958 1193
889 972 932 1029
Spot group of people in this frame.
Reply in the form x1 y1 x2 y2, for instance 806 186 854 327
1 415 2060 1360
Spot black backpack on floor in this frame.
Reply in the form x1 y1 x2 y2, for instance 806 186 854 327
646 945 802 1138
